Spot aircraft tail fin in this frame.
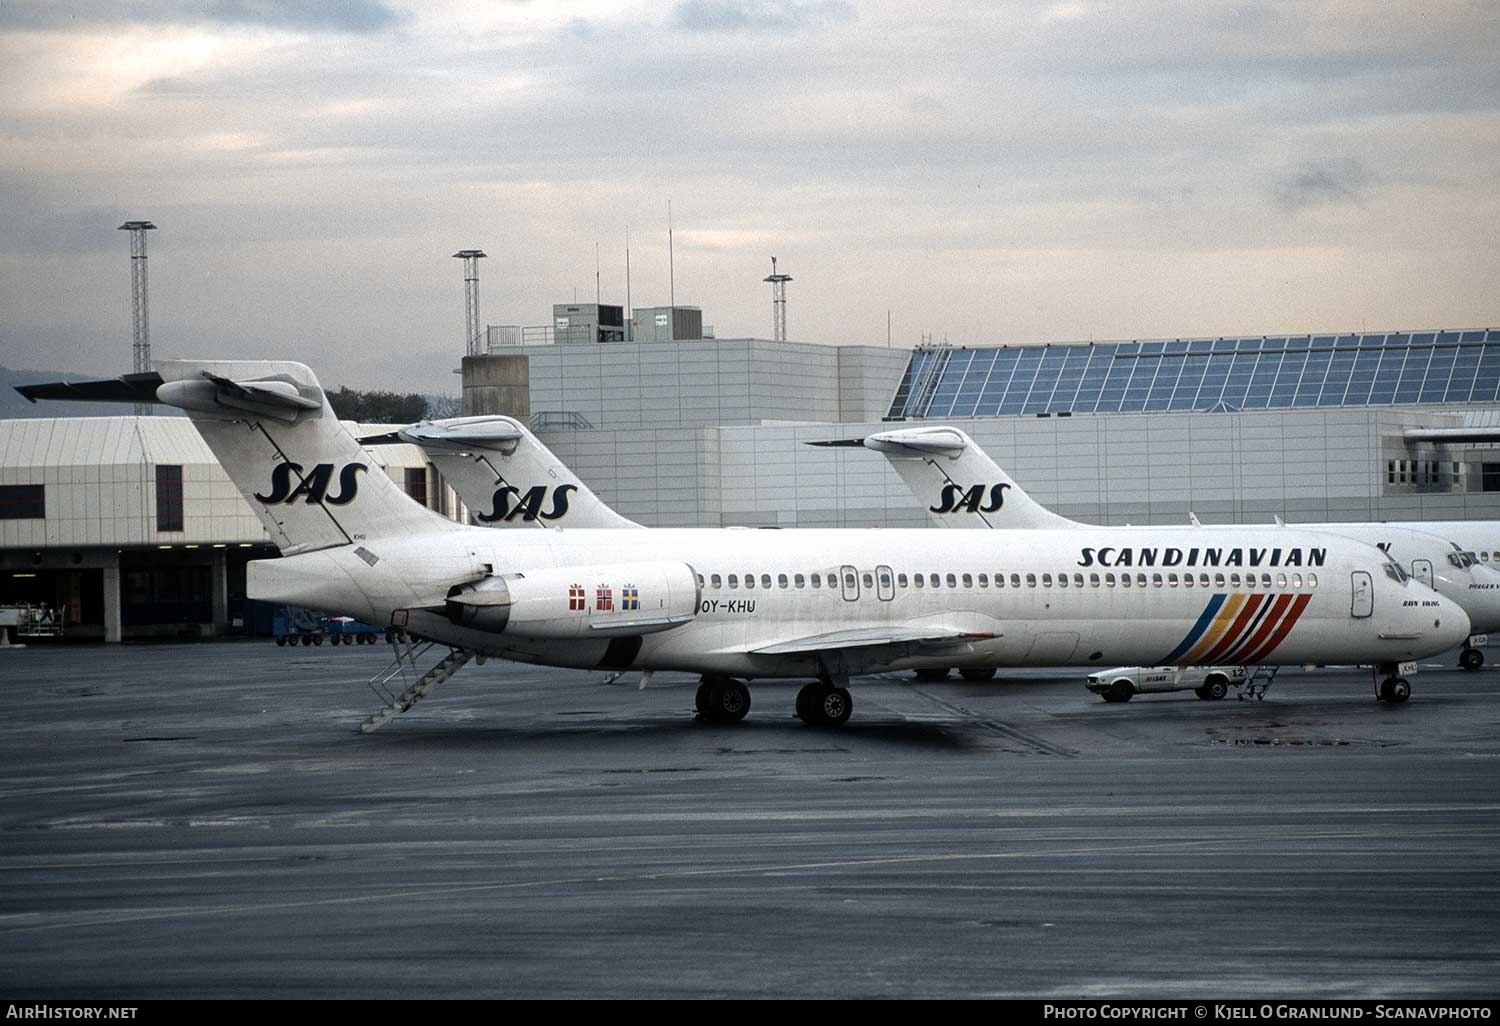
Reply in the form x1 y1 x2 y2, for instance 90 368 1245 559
19 360 459 554
384 416 644 529
837 426 1080 529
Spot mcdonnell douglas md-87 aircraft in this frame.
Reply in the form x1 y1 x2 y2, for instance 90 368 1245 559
830 424 1500 678
19 362 1470 726
358 416 643 530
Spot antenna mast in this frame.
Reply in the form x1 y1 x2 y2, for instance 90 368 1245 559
763 256 793 342
119 220 157 416
452 249 487 357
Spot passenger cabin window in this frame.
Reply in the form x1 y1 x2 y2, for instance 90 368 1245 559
745 574 756 589
878 570 892 589
897 573 908 587
1121 574 1132 589
794 573 805 589
761 574 772 589
946 573 957 588
1291 573 1302 588
1136 573 1147 588
1309 573 1318 588
1214 573 1226 588
1042 574 1052 587
1026 573 1037 588
728 574 739 589
711 573 722 589
929 574 940 588
1104 573 1115 587
1262 573 1273 588
696 574 705 588
1182 574 1192 588
1057 574 1068 589
1230 573 1241 587
811 574 821 588
863 572 874 589
914 574 924 589
961 573 972 588
844 572 857 590
778 574 789 588
1011 574 1022 588
1073 573 1084 588
978 573 988 587
1152 573 1163 588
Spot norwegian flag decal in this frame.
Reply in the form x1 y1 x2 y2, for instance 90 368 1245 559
595 585 613 612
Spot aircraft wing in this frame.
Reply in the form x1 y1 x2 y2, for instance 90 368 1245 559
751 625 995 656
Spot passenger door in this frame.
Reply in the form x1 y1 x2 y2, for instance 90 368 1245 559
1351 571 1374 618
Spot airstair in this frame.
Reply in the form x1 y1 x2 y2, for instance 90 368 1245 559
1238 665 1279 701
360 639 473 733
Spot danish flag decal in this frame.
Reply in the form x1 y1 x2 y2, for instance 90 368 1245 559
568 585 586 611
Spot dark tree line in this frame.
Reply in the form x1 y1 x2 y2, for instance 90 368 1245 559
326 386 429 424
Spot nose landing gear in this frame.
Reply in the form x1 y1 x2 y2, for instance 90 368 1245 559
1373 663 1411 703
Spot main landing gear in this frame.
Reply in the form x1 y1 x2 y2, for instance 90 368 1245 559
1373 663 1411 704
796 678 853 727
694 674 855 727
695 676 751 724
1460 645 1484 672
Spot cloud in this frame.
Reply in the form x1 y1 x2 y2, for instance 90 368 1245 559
0 0 400 33
673 0 856 34
1272 160 1370 211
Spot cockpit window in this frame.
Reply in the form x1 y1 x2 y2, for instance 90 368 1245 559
1447 553 1464 569
1383 563 1407 584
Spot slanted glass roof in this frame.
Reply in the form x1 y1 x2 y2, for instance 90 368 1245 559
886 329 1500 419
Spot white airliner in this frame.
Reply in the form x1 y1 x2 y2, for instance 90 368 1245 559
359 416 642 530
18 362 1471 724
834 424 1500 674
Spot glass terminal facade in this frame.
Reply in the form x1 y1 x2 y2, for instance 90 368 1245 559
888 329 1500 420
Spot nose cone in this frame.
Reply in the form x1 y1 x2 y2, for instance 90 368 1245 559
1424 591 1472 654
1458 564 1500 634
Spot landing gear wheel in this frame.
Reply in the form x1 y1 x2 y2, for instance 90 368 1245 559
312 634 323 646
913 668 951 682
275 636 287 647
696 678 749 723
796 683 853 726
342 634 353 645
300 634 312 646
1461 648 1484 672
1379 676 1411 703
959 668 996 682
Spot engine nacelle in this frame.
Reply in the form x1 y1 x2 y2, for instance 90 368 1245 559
445 561 700 640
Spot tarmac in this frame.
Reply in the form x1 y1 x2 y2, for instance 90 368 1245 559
1 640 1497 998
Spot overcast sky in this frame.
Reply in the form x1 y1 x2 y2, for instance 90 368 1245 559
2 1 1497 394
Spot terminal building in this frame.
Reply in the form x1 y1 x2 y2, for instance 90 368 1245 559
5 325 1500 642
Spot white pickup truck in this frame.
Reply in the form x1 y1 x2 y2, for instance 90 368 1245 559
1086 665 1249 703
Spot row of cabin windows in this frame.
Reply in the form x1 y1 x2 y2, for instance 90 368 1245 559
697 570 1321 592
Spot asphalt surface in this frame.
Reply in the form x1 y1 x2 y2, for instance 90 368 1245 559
1 640 1497 999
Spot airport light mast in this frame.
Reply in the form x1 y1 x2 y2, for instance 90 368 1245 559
763 256 792 343
453 249 487 356
119 220 157 416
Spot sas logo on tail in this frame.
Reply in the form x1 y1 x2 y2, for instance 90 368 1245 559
256 462 367 506
477 484 578 524
931 483 1011 515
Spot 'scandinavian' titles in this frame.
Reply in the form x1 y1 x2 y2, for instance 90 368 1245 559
1078 546 1327 569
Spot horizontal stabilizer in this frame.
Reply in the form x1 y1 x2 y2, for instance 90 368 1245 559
805 438 866 448
752 625 993 656
16 372 165 405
